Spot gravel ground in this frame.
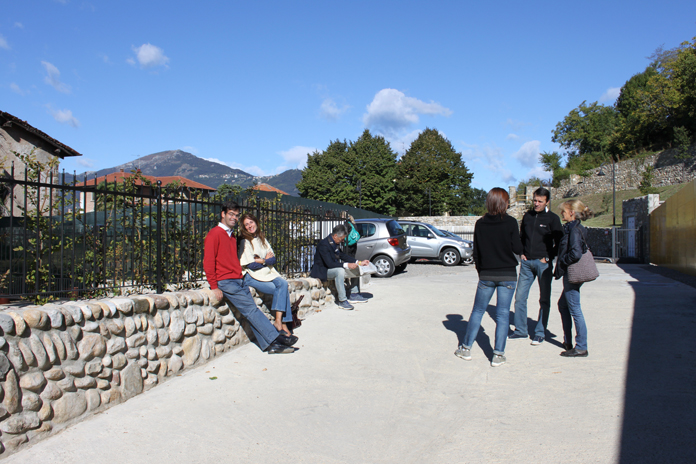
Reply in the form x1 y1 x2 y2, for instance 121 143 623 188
388 259 474 279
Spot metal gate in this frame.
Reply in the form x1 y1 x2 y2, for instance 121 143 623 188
612 226 643 263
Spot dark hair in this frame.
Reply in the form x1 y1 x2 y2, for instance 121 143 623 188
221 201 240 214
534 187 551 202
486 188 509 216
239 213 267 248
332 224 348 237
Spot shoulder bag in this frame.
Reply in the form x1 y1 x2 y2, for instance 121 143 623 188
567 230 599 284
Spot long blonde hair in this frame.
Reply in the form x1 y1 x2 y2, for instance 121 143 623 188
559 199 593 221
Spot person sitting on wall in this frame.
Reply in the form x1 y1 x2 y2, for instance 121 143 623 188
238 213 294 337
204 201 297 354
310 224 369 310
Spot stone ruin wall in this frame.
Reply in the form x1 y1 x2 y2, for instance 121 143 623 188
0 278 335 458
547 150 696 200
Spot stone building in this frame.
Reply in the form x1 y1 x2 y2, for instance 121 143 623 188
0 110 82 215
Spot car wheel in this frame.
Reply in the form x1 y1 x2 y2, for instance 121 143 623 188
440 248 461 266
372 255 395 278
395 263 407 274
461 256 474 265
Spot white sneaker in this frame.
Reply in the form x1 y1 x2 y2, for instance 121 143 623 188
491 355 506 367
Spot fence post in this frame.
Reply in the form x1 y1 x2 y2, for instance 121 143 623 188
156 181 163 294
611 226 617 263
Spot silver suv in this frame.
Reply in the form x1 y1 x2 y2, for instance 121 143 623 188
399 221 473 266
353 219 412 277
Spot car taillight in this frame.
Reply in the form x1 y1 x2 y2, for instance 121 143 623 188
388 237 399 246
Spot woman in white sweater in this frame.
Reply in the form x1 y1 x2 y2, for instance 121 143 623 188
238 213 293 336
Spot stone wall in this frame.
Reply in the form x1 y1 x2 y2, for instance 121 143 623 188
547 149 696 199
398 216 479 232
622 194 661 263
0 278 334 457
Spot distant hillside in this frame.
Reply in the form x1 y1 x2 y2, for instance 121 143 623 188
73 150 301 196
256 169 301 196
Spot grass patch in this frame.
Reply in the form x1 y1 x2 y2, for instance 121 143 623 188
549 183 687 228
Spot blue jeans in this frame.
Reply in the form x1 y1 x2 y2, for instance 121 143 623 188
462 280 517 355
217 279 279 351
512 259 553 338
243 274 292 323
326 267 360 302
557 276 587 350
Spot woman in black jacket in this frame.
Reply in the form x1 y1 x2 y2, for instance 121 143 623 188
455 188 523 367
554 199 593 357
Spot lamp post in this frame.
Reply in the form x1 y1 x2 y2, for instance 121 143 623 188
598 157 616 226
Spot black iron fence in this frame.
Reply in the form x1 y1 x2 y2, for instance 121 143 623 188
0 166 356 301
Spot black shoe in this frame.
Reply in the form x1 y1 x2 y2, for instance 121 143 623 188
508 333 528 340
563 341 573 350
276 333 298 347
560 348 588 357
266 342 294 354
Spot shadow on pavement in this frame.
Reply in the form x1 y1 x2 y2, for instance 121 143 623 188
617 264 696 463
443 307 495 360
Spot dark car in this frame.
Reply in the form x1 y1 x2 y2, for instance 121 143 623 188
353 218 412 277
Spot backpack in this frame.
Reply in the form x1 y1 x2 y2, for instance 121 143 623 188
345 222 360 246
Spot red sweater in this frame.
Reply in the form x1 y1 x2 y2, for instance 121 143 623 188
204 226 242 289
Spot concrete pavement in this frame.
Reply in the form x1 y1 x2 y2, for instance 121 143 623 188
3 263 694 463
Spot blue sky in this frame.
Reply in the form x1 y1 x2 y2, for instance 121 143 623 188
1 1 694 191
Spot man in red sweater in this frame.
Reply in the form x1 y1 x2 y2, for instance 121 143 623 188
204 201 297 354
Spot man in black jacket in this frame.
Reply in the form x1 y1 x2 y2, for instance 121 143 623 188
310 224 367 310
509 187 563 345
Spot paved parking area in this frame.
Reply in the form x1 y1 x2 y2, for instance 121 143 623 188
4 263 695 463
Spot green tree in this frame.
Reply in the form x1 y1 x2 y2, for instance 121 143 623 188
552 101 621 170
395 128 473 216
297 130 397 215
468 187 487 215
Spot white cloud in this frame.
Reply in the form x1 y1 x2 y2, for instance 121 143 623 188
181 146 199 155
523 166 552 182
48 107 80 128
10 83 24 95
600 87 621 103
461 142 516 185
99 53 112 64
130 43 169 69
53 0 68 4
0 34 10 50
506 133 519 141
363 89 452 137
41 61 71 93
76 158 95 168
14 22 24 29
512 140 541 168
278 146 316 170
126 57 136 66
505 118 532 131
320 98 349 121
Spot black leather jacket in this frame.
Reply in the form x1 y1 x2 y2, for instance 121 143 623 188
554 220 587 280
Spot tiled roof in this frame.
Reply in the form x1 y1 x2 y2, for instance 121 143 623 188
75 171 216 191
252 183 288 195
0 110 82 158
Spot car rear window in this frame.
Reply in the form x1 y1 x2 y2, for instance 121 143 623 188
386 220 405 237
355 223 376 238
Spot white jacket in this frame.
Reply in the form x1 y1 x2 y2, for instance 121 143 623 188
239 237 281 282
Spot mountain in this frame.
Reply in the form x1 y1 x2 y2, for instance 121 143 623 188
255 169 302 196
74 150 301 196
